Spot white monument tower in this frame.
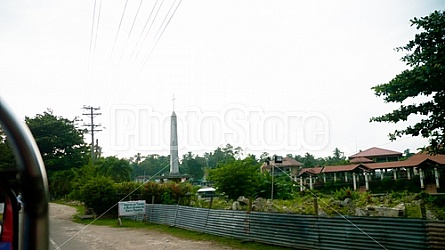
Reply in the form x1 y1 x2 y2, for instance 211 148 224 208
170 97 179 174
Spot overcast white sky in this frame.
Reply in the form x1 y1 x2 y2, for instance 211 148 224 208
1 1 443 159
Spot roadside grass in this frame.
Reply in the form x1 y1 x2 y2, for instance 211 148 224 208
55 202 291 250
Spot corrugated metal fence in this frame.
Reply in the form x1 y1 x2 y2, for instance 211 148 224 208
144 204 445 249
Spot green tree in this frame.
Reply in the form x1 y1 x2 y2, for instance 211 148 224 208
97 156 132 182
0 127 16 169
325 148 348 166
208 158 266 200
274 175 295 200
371 10 445 154
180 152 205 180
25 110 89 173
135 154 170 177
303 153 317 168
69 163 99 200
129 153 145 179
49 169 76 199
245 153 260 165
204 144 237 168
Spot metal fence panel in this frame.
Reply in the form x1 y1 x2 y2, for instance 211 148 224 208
248 212 319 249
174 206 208 232
145 204 444 249
317 217 428 250
427 221 445 249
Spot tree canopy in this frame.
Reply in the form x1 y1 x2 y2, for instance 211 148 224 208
203 144 237 168
97 156 132 182
26 110 89 173
208 158 267 200
371 10 445 154
180 152 206 180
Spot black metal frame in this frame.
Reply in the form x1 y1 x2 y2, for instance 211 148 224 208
0 97 49 250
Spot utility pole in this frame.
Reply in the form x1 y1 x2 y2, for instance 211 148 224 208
82 106 102 163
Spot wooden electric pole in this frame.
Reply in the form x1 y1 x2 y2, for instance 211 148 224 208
82 106 102 163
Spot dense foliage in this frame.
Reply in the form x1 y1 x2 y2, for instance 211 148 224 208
371 10 445 154
25 110 89 173
208 158 269 200
79 176 118 215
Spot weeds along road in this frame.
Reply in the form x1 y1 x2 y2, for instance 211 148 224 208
48 203 233 250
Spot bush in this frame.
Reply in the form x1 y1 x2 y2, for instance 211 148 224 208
79 176 118 215
141 182 163 204
333 187 358 200
141 181 193 205
318 182 352 194
114 182 144 201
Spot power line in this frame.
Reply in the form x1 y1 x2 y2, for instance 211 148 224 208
86 0 98 100
140 0 182 71
127 0 144 40
113 0 145 80
82 106 102 163
128 0 161 62
110 0 130 59
105 0 167 104
88 0 97 63
103 0 163 105
117 0 182 103
93 0 103 58
132 0 166 63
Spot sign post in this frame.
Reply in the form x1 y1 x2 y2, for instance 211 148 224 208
117 200 146 226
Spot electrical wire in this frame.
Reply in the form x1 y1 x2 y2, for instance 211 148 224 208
115 0 144 66
117 0 182 104
93 0 103 60
133 0 166 63
104 0 145 95
140 0 182 72
128 0 161 62
110 0 129 60
86 0 98 100
103 0 166 105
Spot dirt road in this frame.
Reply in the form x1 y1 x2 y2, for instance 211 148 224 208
49 203 232 250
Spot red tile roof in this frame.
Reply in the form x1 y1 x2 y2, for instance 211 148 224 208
298 167 323 176
322 164 367 173
362 152 445 169
282 157 303 166
407 152 445 165
363 161 420 170
296 152 445 176
349 157 374 163
261 157 302 170
298 164 371 176
349 147 402 159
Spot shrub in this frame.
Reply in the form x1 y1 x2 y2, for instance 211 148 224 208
141 181 193 205
114 182 144 201
333 187 357 200
141 182 163 204
79 176 118 215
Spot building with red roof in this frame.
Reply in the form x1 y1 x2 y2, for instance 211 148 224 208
293 148 444 193
349 147 402 162
261 157 302 177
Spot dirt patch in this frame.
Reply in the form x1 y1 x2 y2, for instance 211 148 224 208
49 203 233 250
